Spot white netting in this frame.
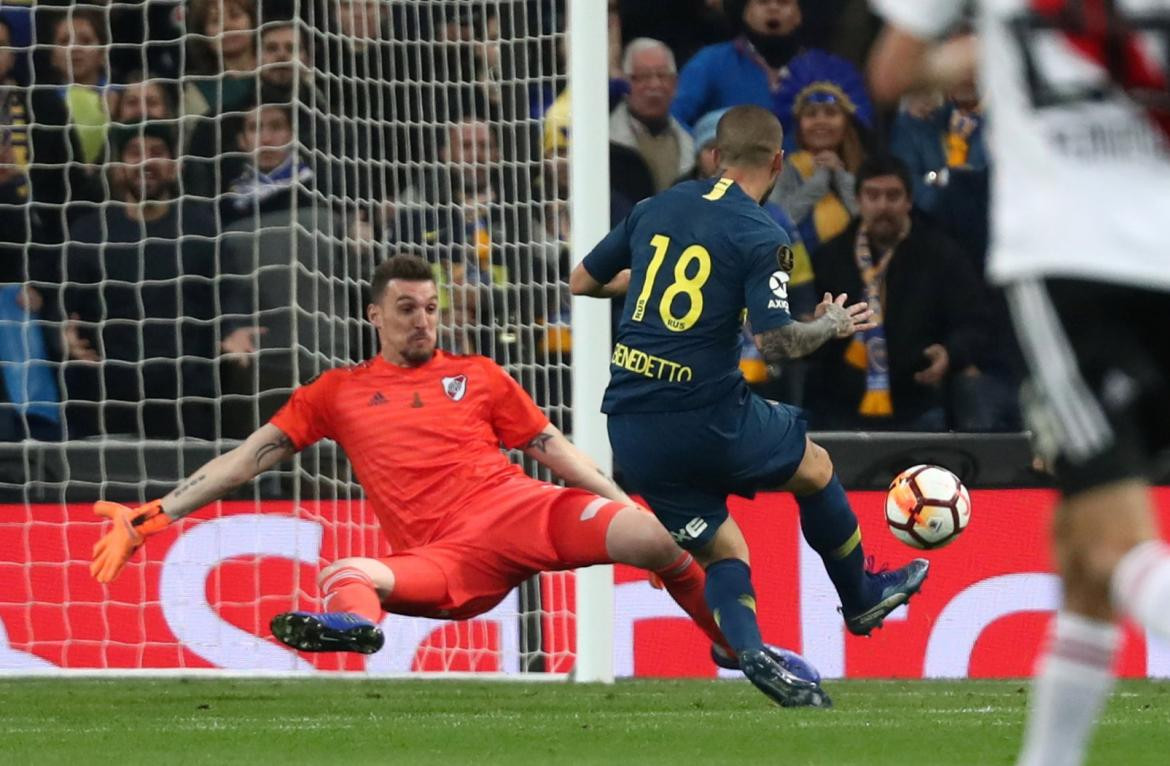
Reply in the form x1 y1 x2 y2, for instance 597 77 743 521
0 0 576 675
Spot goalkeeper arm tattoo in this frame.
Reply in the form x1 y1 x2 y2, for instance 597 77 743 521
161 429 296 521
254 433 295 469
523 433 554 453
171 474 207 500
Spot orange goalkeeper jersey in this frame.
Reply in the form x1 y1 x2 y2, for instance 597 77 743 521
269 351 550 552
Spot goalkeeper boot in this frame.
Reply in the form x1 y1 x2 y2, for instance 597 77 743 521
739 647 832 708
843 558 930 637
270 611 385 654
711 644 821 685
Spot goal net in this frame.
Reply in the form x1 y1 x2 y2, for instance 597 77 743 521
0 0 582 676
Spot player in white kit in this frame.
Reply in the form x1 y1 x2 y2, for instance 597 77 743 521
867 2 1170 765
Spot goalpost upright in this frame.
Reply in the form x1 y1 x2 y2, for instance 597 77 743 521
568 0 615 684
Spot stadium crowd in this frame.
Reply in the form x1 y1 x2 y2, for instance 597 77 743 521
0 0 1020 444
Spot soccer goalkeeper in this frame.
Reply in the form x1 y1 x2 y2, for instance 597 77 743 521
90 254 823 700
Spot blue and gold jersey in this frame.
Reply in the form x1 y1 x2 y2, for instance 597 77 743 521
583 177 794 414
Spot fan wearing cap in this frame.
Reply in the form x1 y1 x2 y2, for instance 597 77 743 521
771 52 873 253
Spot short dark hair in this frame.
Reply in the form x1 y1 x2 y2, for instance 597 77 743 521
370 254 435 302
109 121 177 160
715 104 783 168
855 154 913 197
261 16 313 52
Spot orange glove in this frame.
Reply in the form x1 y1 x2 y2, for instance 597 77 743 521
90 500 171 584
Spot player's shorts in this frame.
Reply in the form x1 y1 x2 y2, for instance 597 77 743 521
376 477 625 619
607 382 808 551
1006 277 1170 496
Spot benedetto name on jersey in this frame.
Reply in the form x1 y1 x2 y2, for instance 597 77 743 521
611 342 694 383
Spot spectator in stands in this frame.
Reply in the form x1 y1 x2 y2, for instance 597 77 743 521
58 123 218 440
889 76 988 217
771 59 871 253
258 17 314 94
2 14 93 248
110 72 178 127
888 81 1020 432
543 88 655 209
45 7 110 167
618 0 734 68
433 4 532 130
323 0 415 207
0 279 61 442
805 156 988 432
334 0 382 46
0 18 62 441
221 97 312 227
672 0 804 127
1 13 33 252
184 0 257 118
186 8 316 201
396 118 535 286
609 38 693 193
106 1 183 81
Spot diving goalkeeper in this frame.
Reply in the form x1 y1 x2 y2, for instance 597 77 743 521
91 254 781 680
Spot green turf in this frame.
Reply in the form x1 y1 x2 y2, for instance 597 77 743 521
1 678 1168 765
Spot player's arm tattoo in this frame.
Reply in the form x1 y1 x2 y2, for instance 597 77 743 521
253 433 295 469
523 433 554 453
757 304 854 362
171 473 207 500
159 473 209 522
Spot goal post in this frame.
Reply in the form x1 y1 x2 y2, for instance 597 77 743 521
567 0 615 685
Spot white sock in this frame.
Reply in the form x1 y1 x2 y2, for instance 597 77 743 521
1017 612 1119 766
1112 540 1170 639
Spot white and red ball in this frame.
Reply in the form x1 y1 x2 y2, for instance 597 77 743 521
885 464 971 550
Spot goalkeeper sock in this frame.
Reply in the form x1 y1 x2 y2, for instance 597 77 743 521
796 474 876 613
656 551 734 655
319 566 382 623
703 558 763 654
1112 540 1170 639
1017 611 1118 766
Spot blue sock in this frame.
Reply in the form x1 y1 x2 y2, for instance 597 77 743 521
796 474 876 613
703 558 763 654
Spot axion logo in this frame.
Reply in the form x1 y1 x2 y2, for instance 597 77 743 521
768 270 790 310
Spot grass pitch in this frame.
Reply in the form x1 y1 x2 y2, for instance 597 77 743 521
2 678 1168 765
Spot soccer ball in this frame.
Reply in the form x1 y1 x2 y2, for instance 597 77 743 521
885 465 971 550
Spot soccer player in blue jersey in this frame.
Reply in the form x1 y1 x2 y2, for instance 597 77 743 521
571 105 929 708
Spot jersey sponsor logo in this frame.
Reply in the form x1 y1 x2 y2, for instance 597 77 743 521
368 391 387 407
611 342 694 383
441 375 467 401
768 270 790 310
670 516 709 543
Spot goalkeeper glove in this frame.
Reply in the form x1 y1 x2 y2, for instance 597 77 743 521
90 500 171 584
